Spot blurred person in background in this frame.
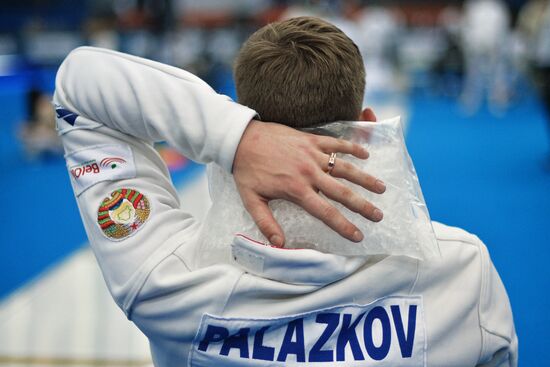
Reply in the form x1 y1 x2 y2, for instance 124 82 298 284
519 0 550 159
461 0 512 115
19 89 62 159
85 0 119 50
432 5 465 98
354 5 405 102
54 16 516 366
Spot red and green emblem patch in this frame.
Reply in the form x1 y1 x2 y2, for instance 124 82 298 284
97 188 150 240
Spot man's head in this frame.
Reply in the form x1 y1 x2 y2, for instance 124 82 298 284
234 16 366 128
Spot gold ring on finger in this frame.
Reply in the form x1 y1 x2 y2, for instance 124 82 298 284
327 152 337 175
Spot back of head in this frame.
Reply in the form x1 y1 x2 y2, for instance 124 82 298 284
199 18 439 266
234 16 366 128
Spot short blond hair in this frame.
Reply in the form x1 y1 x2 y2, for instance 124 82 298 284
234 16 365 128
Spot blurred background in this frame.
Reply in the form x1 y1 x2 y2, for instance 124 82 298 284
0 0 549 365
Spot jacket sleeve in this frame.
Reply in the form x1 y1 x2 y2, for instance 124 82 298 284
476 241 518 367
54 46 256 315
55 46 256 171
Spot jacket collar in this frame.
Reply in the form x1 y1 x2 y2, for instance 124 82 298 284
231 234 378 286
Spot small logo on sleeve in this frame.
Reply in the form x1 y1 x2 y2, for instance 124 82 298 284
55 105 79 126
70 159 100 179
97 188 150 240
65 144 136 196
70 157 126 179
100 157 127 169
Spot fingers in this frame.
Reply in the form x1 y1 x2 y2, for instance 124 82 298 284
326 155 386 194
316 151 385 194
297 191 365 242
316 172 384 222
241 192 285 247
316 136 369 159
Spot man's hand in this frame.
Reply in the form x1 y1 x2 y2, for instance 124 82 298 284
233 120 386 247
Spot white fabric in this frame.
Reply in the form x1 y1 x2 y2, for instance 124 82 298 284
55 47 517 367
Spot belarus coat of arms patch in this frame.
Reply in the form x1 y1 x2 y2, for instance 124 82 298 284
97 188 150 240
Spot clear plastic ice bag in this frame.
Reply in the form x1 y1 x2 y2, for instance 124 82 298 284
198 116 440 266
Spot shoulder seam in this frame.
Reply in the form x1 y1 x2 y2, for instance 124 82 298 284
219 272 246 317
121 228 200 317
172 250 193 272
435 237 481 248
476 238 486 363
481 324 512 344
408 258 421 295
125 249 180 319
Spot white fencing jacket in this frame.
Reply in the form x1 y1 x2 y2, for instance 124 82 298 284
55 47 517 367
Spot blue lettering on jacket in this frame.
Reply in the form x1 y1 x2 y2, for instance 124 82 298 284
308 313 339 362
220 328 250 358
336 313 365 361
253 326 275 361
198 325 228 352
277 318 305 362
363 306 392 360
192 296 425 366
391 305 417 357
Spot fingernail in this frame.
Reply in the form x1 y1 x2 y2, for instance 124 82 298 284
373 208 384 221
376 180 386 193
362 148 370 158
270 235 283 247
352 230 363 242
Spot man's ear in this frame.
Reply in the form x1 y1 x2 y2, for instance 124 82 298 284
359 107 377 122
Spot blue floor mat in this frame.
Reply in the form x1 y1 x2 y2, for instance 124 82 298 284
406 93 550 366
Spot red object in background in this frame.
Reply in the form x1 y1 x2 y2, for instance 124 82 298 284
157 145 188 172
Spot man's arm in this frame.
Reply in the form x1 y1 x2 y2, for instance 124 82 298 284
56 46 384 246
477 241 518 367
